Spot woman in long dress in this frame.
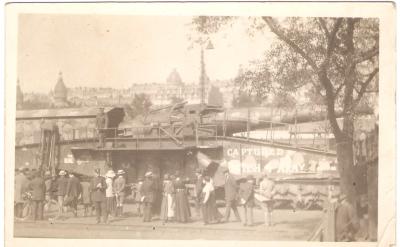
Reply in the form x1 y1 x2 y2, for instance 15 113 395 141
160 174 175 223
202 176 220 225
105 170 116 220
173 176 191 223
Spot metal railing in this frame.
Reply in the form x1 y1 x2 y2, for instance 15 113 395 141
16 115 333 154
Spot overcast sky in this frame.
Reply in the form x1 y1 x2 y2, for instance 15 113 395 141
18 14 274 93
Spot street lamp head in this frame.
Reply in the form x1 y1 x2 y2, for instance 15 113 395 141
206 40 214 50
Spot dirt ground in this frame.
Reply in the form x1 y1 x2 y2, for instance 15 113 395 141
14 203 323 240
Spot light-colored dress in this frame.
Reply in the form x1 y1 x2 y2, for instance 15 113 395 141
105 177 115 213
202 182 220 223
160 180 175 220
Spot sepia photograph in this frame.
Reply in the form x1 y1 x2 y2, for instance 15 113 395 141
4 2 396 245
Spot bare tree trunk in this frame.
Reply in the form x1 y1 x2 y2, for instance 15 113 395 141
336 135 357 203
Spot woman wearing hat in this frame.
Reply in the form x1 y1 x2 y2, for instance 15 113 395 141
173 175 191 223
113 170 126 217
201 176 219 225
105 170 116 219
160 174 175 223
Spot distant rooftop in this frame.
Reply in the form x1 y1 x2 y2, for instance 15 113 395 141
16 107 119 120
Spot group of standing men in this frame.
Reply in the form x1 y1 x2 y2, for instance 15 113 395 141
14 167 83 221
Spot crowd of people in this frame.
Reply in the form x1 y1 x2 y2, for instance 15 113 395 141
14 166 279 227
14 165 369 241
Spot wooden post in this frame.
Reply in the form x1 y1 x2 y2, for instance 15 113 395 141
324 112 329 152
325 201 336 241
247 108 250 141
270 121 273 143
239 143 243 175
294 109 298 148
223 111 227 137
158 124 161 148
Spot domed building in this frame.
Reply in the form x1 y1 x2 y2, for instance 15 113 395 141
166 68 183 86
16 79 24 109
52 72 69 108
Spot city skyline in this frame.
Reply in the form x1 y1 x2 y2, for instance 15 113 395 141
18 14 274 93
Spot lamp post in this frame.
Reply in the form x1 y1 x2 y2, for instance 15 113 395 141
200 40 214 105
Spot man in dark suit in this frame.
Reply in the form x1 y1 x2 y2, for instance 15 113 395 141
55 170 69 219
140 172 155 222
223 169 241 222
14 167 29 218
90 168 107 224
66 173 81 217
28 172 46 221
239 175 255 226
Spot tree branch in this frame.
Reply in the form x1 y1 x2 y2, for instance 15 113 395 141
334 83 345 98
318 18 330 40
326 18 343 59
353 68 379 107
354 46 379 64
262 17 319 72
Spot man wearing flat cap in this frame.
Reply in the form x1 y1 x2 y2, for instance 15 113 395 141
90 168 108 224
239 175 255 226
140 172 155 222
27 171 46 221
223 169 241 223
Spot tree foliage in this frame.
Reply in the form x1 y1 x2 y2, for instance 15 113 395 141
231 93 260 108
234 61 273 103
191 16 379 204
128 93 152 118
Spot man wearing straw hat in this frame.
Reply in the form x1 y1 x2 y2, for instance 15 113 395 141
55 170 68 219
114 170 126 217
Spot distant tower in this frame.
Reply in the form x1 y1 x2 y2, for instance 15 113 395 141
16 79 24 109
53 72 69 108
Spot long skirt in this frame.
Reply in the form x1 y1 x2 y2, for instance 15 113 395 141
202 192 220 224
175 190 190 222
106 197 116 215
160 194 175 221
